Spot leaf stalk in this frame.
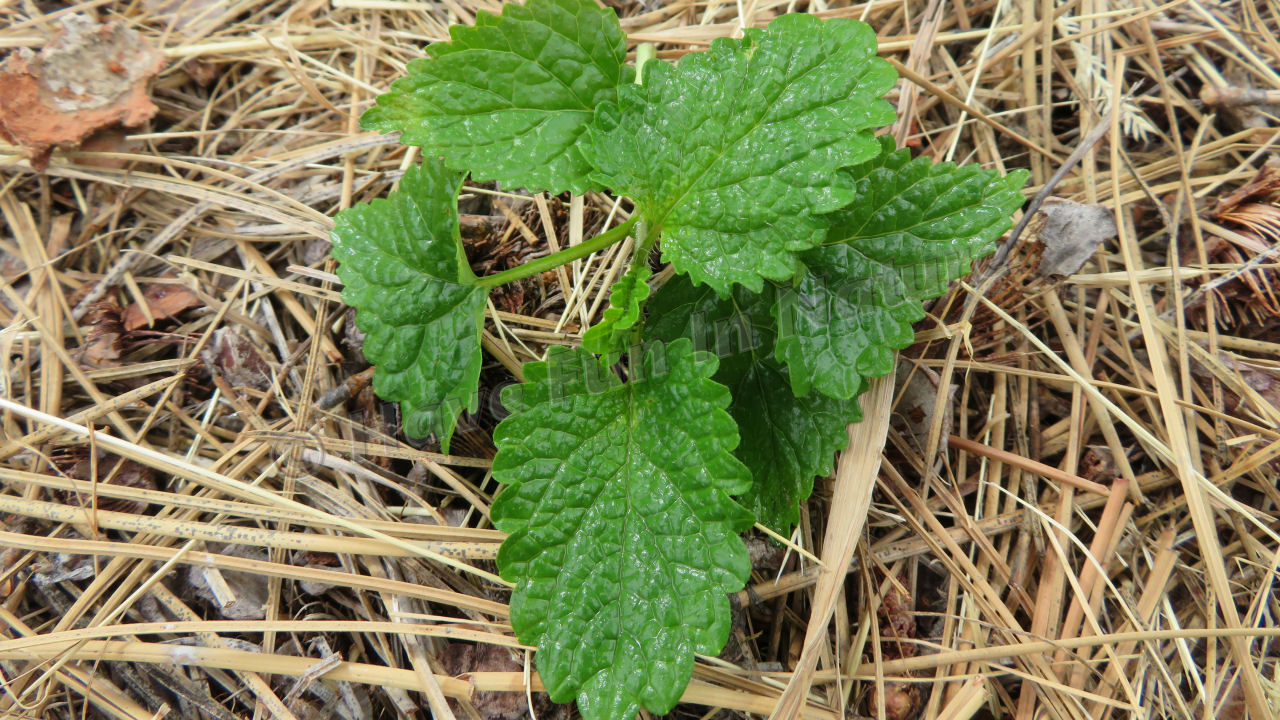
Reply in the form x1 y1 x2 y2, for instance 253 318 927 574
477 215 639 289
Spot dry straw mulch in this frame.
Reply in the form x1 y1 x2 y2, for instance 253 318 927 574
3 0 1280 718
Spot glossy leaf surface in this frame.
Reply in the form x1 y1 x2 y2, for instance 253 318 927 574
830 135 1029 299
584 14 896 295
645 275 862 533
330 160 485 451
492 340 753 720
775 140 1027 399
361 0 631 194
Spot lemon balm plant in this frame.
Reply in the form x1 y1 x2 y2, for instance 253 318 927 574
330 2 1027 719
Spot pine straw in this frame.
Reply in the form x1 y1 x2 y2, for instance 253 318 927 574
2 0 1279 718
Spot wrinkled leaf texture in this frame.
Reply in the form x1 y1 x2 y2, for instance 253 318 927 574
580 263 652 357
492 339 754 720
643 140 1025 534
584 13 896 296
330 160 486 451
775 137 1029 399
361 0 632 194
644 275 863 534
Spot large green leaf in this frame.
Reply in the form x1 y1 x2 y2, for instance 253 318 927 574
830 135 1030 299
330 160 486 451
775 140 1028 400
644 274 862 535
491 339 753 720
360 0 631 194
583 13 896 295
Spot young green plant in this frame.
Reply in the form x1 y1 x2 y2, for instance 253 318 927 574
331 2 1028 719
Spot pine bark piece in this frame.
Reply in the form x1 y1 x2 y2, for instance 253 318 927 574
0 15 166 169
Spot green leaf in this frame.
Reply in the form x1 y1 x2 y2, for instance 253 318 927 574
645 275 862 534
775 140 1028 400
584 14 896 295
830 135 1030 299
360 0 632 194
580 263 651 357
773 243 921 399
492 339 753 720
330 160 486 451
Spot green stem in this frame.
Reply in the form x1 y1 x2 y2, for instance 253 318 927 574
634 219 660 256
620 220 663 364
477 216 639 289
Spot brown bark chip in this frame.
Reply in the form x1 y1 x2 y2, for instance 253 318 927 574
0 14 166 168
